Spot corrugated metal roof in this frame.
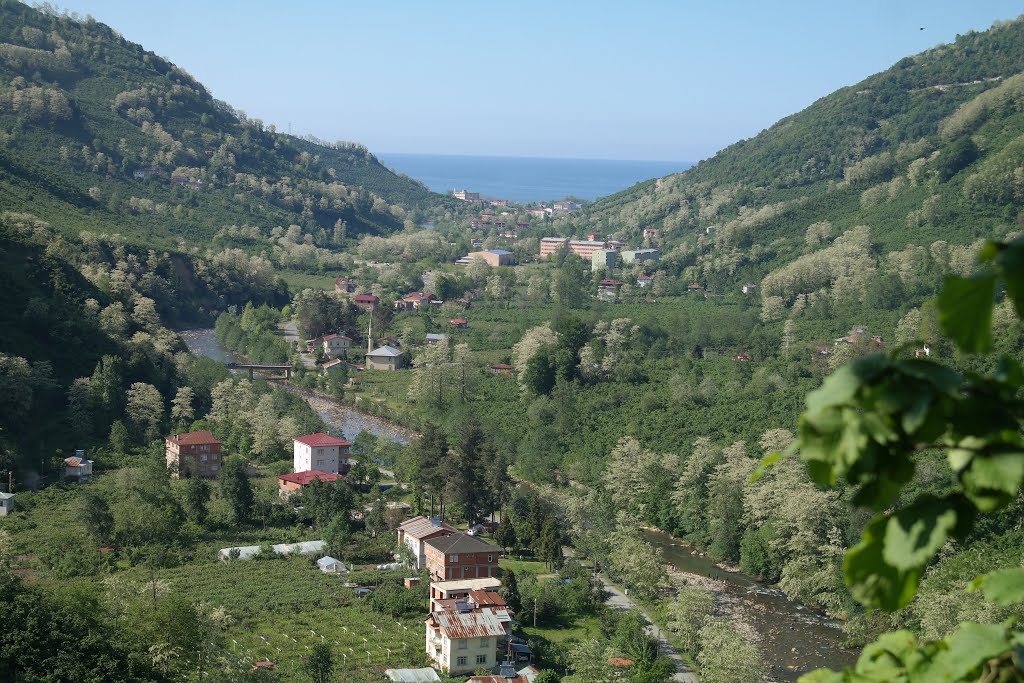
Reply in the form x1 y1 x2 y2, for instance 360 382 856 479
429 609 507 639
398 516 456 540
383 668 441 682
367 345 403 357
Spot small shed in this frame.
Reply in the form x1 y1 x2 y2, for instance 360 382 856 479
0 492 14 516
404 577 421 588
317 556 347 574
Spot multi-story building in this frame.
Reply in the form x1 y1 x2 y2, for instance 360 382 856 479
292 433 352 475
165 431 223 479
591 249 618 272
453 190 480 201
467 249 515 267
398 516 459 569
423 532 500 581
621 248 660 265
321 333 353 358
425 601 510 675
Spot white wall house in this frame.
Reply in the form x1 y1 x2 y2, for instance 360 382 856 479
322 334 353 358
397 516 457 569
0 492 14 516
293 433 352 475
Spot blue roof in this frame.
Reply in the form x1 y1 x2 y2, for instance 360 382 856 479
487 249 513 255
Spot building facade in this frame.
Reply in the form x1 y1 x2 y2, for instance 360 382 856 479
165 431 223 479
366 345 406 370
423 533 500 581
292 434 352 475
278 470 342 499
397 516 459 569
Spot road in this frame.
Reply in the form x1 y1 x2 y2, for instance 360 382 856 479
281 321 318 369
597 574 700 683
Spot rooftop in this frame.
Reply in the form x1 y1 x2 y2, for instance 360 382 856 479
384 668 442 683
424 532 499 555
166 430 221 446
278 470 341 486
294 433 352 448
368 345 404 358
427 609 507 639
398 516 456 540
431 577 503 593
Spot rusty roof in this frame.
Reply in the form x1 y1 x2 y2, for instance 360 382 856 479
426 609 506 639
398 516 456 540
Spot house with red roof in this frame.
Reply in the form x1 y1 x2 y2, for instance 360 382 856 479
448 318 468 328
165 431 222 479
394 291 439 311
488 364 513 377
322 333 353 358
293 433 352 475
63 452 94 483
353 293 379 311
277 470 342 499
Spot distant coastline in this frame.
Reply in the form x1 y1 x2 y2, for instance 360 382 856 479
377 152 692 203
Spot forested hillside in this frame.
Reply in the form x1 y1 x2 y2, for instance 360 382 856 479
584 17 1024 304
0 0 444 255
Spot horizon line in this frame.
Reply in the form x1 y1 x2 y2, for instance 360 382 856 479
375 151 695 165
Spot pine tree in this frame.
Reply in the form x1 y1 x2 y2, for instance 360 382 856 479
501 569 522 613
218 457 254 524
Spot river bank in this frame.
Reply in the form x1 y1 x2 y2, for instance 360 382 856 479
643 528 857 681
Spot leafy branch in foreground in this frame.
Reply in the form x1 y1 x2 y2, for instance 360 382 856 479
795 238 1024 682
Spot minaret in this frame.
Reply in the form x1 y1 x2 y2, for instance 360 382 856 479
367 307 374 354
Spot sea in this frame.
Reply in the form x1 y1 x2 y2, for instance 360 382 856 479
376 153 691 204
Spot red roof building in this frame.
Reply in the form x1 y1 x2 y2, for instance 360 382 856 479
165 431 222 479
353 294 380 311
449 318 468 328
278 470 342 499
293 434 352 475
488 364 514 377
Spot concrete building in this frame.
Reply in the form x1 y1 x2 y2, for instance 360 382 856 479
429 578 503 610
278 470 342 499
366 345 407 370
425 608 508 675
424 532 500 582
620 248 660 265
467 250 514 267
293 433 352 475
322 333 353 358
591 249 618 272
165 431 222 479
398 516 459 569
539 237 569 259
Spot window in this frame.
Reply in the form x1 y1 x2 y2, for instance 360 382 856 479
449 554 458 563
479 637 489 648
458 639 468 649
456 656 467 667
487 554 493 563
476 654 487 664
317 448 323 455
200 454 208 461
211 464 219 472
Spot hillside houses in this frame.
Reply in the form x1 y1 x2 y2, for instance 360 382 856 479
165 431 222 479
398 516 458 570
395 291 440 311
293 433 351 475
425 593 513 675
424 532 500 582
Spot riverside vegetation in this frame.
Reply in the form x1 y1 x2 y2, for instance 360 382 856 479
2 2 1024 682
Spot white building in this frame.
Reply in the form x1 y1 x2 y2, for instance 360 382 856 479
425 608 508 675
322 333 353 358
0 492 14 516
293 433 352 475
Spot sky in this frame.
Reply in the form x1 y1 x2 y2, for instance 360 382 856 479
52 1 1024 162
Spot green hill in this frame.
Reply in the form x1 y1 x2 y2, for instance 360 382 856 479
583 16 1024 312
0 0 444 251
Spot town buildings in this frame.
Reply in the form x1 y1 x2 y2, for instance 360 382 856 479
591 249 618 272
620 248 660 265
292 433 352 475
165 431 223 479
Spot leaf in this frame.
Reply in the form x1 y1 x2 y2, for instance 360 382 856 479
937 275 996 353
751 450 781 483
962 451 1024 511
882 496 960 571
910 622 1012 683
969 568 1024 606
845 515 923 611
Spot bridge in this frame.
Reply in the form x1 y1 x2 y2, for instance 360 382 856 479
226 362 292 380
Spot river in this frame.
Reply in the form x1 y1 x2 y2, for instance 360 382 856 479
642 528 857 681
181 327 856 679
178 329 415 445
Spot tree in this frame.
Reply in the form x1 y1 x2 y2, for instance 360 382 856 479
494 515 517 553
365 498 386 537
170 386 195 427
667 585 715 655
126 382 164 442
109 420 130 453
554 254 589 309
181 477 210 525
218 457 254 524
501 569 522 613
696 619 763 683
68 377 95 438
79 491 114 546
303 642 333 683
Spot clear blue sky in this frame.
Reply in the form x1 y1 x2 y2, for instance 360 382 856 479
54 1 1024 161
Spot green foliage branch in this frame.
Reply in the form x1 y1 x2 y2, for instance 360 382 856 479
795 238 1024 682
